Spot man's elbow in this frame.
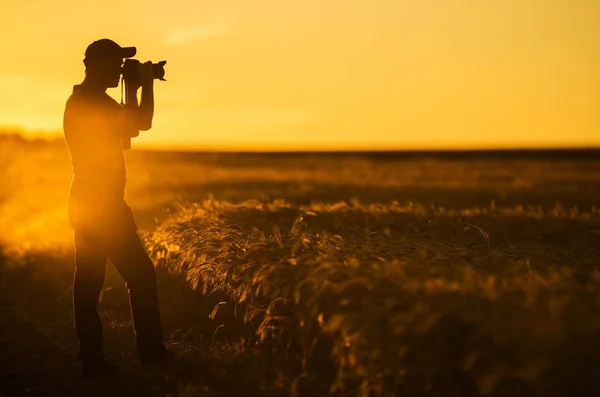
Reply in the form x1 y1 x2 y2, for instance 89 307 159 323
138 118 152 131
136 111 153 131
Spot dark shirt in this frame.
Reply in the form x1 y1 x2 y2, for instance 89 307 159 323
63 84 128 195
63 84 135 232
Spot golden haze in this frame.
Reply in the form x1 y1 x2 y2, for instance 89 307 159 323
1 0 598 150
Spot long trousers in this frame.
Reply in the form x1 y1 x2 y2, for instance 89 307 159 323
70 198 166 363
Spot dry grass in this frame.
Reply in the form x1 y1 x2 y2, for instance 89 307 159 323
2 134 600 396
146 198 600 396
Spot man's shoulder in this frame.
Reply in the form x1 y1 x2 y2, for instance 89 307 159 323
65 85 122 110
65 86 91 108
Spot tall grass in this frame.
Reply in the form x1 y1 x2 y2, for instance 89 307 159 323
146 198 600 396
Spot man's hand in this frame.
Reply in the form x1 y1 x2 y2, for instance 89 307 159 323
139 61 154 88
125 61 154 92
124 61 156 133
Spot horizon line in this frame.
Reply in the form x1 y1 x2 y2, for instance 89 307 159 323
2 128 599 154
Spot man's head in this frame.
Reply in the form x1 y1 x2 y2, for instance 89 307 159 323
83 39 136 88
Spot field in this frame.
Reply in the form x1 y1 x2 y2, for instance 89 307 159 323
1 134 600 396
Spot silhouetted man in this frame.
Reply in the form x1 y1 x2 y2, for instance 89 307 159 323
63 38 169 377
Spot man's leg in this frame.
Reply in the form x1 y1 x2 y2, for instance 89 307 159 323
73 229 108 363
107 228 167 363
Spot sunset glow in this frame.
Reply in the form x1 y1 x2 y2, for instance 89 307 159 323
1 0 598 150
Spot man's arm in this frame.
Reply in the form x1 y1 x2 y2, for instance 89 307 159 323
120 62 155 149
135 61 155 131
126 79 154 131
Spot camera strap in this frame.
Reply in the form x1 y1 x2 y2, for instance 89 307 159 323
120 76 125 106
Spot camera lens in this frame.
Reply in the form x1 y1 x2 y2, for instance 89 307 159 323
153 61 167 81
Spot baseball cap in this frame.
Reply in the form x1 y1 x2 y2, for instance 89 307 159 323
84 38 136 61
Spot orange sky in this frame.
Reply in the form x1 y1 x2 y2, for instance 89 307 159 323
1 1 598 150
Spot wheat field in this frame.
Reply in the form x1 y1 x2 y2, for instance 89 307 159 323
1 135 600 396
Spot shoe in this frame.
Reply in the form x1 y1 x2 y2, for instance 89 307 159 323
140 349 176 371
81 359 118 378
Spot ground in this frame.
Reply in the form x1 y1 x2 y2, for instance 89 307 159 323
1 136 600 396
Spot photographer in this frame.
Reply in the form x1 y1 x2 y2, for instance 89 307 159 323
63 38 171 377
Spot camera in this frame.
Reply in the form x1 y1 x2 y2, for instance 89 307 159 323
122 59 167 85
